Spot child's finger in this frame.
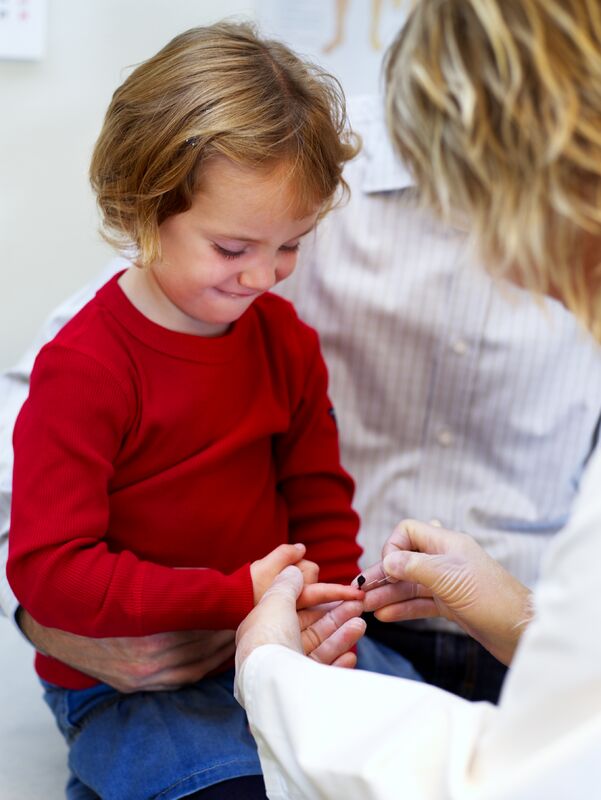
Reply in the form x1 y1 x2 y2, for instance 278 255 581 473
296 558 319 584
297 581 364 609
264 543 306 572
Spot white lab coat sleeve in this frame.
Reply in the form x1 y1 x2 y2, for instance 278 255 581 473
237 446 601 799
237 644 495 800
472 445 601 799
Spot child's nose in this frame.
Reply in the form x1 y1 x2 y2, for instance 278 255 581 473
239 261 277 292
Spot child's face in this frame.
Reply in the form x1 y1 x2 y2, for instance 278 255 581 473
146 157 320 336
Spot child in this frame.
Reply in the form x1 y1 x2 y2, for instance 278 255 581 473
7 22 364 800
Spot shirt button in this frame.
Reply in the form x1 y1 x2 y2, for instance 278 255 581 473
437 428 454 447
429 518 443 528
451 339 468 355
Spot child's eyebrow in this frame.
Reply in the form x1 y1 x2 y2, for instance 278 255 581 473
213 224 316 244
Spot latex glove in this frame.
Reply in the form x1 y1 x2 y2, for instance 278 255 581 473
357 519 533 665
236 565 366 676
18 608 236 692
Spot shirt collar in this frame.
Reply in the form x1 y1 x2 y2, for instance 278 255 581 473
361 143 414 194
348 94 415 194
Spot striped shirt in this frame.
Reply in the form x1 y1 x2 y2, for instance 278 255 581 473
277 95 601 597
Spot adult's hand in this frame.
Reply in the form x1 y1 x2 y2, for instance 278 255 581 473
17 608 235 692
235 566 366 676
358 519 533 666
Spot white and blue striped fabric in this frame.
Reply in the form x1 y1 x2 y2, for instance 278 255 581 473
277 95 601 602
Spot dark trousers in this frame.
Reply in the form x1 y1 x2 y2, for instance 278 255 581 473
365 614 508 704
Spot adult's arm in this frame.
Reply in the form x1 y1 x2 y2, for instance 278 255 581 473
18 611 237 692
236 446 601 797
235 564 491 799
0 370 30 621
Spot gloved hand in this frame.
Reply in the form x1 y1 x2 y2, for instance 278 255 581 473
357 519 533 665
236 565 366 677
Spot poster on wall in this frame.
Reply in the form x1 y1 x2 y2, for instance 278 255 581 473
0 0 47 60
256 0 408 97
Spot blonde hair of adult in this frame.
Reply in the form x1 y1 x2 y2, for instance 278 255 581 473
90 22 358 267
385 0 601 339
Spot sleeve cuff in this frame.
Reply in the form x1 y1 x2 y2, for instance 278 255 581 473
0 575 22 629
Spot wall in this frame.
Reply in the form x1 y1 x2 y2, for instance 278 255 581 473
0 0 255 369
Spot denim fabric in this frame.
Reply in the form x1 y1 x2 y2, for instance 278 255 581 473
42 669 262 800
65 773 100 799
365 615 508 703
355 634 424 682
41 638 423 800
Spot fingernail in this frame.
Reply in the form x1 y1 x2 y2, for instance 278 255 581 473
382 552 405 576
382 553 395 572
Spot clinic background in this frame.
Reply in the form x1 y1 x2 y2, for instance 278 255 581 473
0 0 408 370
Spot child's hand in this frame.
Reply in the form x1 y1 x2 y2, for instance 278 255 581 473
251 543 308 604
250 544 364 608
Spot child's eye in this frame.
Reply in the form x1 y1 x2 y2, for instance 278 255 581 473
213 244 245 260
280 243 300 254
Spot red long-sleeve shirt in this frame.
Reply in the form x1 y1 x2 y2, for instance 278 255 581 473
8 274 361 688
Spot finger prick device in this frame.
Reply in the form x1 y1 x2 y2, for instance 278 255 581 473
355 573 391 591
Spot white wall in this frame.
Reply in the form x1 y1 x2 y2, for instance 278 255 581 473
0 0 255 369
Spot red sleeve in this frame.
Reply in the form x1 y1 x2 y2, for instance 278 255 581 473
274 325 362 585
7 346 254 637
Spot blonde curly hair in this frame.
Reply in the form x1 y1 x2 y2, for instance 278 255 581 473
90 21 358 266
385 0 601 339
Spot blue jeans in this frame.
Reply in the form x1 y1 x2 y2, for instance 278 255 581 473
365 615 508 703
42 637 418 799
42 669 262 800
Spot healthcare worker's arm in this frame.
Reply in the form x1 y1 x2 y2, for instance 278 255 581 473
237 643 493 800
236 451 601 799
